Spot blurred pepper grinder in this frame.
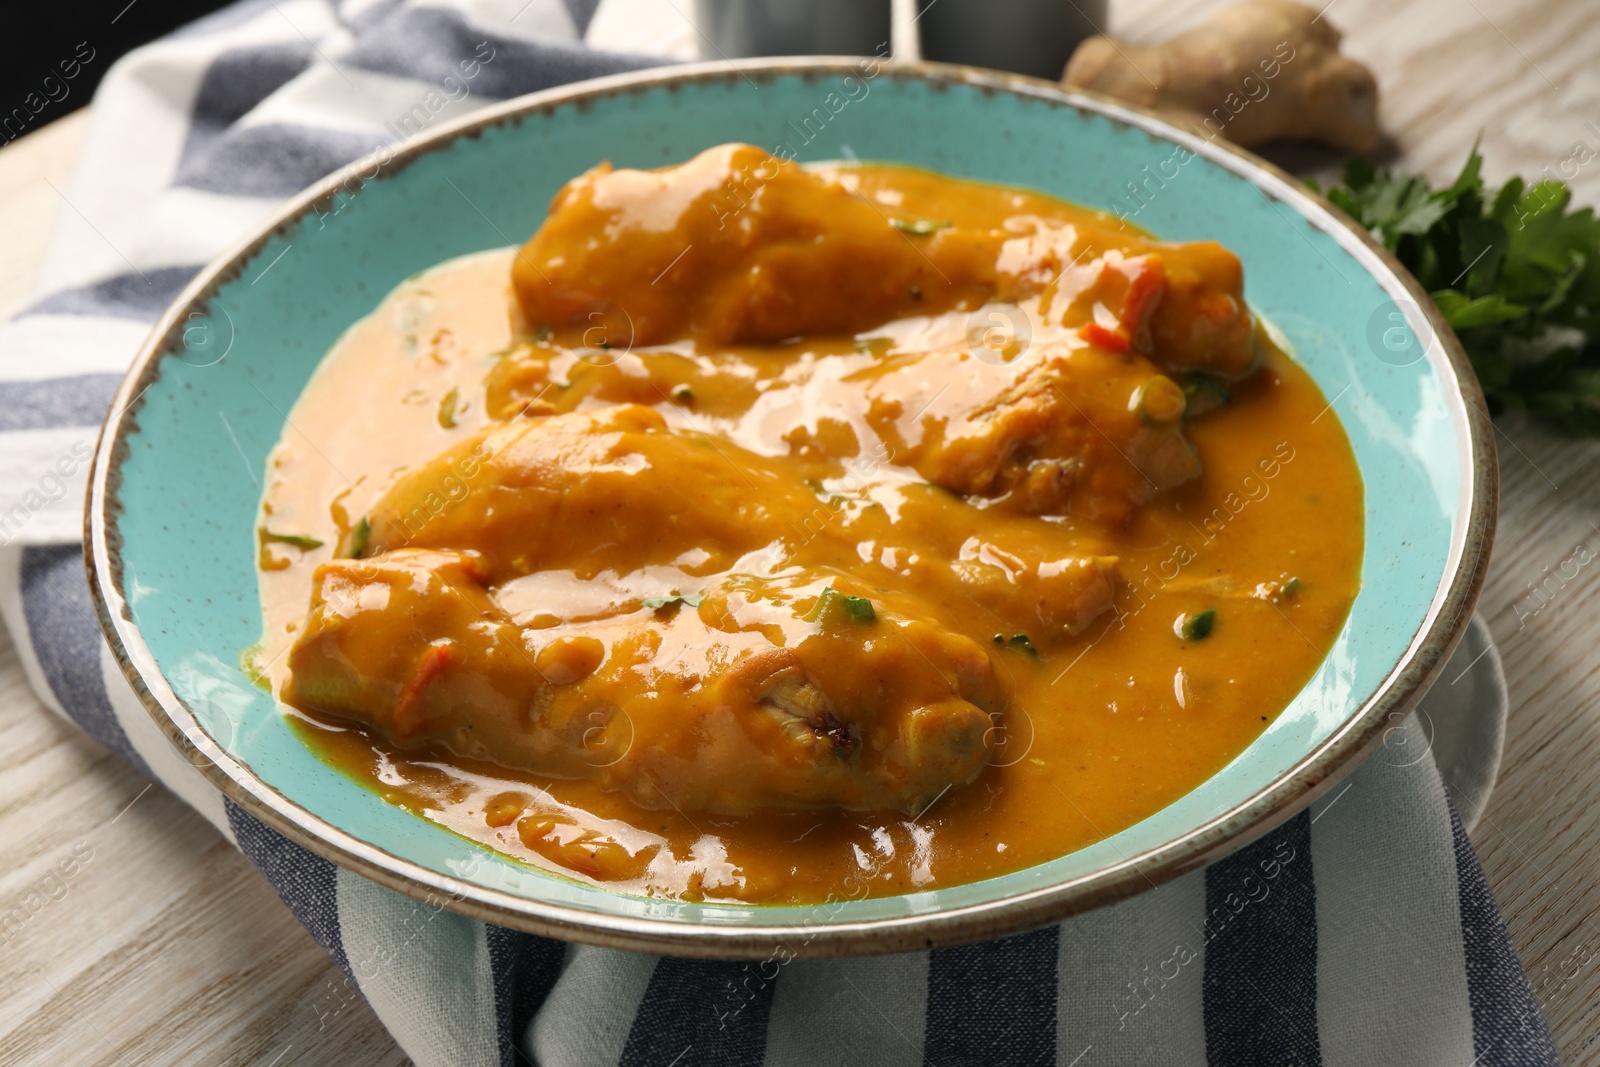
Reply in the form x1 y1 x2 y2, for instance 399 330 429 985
694 0 894 57
916 0 1107 78
693 0 1106 78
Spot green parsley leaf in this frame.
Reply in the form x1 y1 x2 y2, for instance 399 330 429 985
1317 141 1600 434
1432 290 1528 330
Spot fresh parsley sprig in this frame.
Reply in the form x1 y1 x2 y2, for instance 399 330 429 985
1313 143 1600 434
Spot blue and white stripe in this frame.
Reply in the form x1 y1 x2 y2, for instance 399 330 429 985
0 1 1560 1063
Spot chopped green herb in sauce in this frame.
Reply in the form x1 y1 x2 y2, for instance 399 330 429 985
437 387 460 428
258 528 324 550
1176 609 1217 642
993 633 1039 656
643 593 704 610
1181 376 1231 417
347 516 372 559
801 479 847 506
239 643 270 690
808 587 877 626
889 217 951 236
1130 376 1186 424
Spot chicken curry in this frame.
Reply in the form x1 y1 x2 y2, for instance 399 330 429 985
253 144 1362 904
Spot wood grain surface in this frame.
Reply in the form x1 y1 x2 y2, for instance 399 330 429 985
1 0 1597 1061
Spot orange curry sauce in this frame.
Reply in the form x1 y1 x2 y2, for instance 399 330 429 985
254 146 1362 904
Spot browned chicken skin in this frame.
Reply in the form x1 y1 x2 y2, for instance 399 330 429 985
287 550 1000 814
512 143 1258 379
357 405 1121 634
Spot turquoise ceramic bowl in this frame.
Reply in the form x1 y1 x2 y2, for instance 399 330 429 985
87 60 1495 957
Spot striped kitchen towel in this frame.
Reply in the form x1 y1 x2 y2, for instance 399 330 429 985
0 1 1561 1064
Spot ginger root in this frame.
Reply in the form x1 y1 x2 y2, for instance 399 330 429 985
1063 0 1380 153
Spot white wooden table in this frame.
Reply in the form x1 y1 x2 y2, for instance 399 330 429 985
1 0 1598 1061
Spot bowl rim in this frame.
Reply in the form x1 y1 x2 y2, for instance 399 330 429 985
85 56 1498 959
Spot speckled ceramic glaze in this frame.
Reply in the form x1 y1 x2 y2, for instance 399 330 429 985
87 60 1496 958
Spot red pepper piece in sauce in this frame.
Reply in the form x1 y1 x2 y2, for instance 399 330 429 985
392 641 454 739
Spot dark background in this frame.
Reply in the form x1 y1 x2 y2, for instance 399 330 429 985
4 0 235 136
